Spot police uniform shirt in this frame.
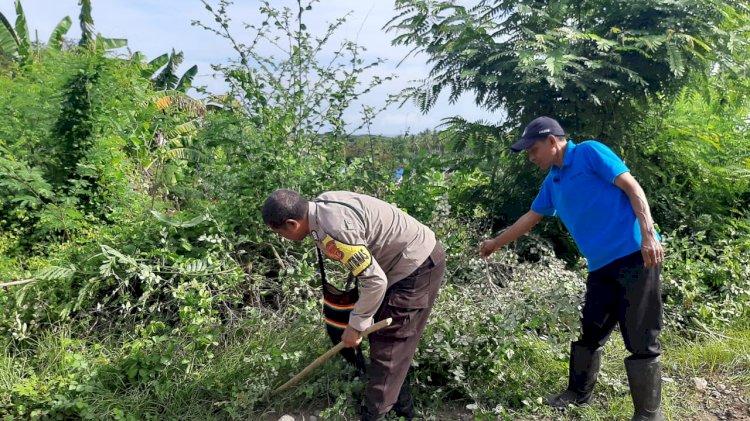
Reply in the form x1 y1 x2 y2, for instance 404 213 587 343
308 191 437 332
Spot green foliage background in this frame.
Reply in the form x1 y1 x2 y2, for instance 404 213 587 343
0 0 749 419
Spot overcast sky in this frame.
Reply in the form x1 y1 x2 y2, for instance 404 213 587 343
1 0 502 135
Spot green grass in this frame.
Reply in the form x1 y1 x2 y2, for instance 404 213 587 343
669 329 750 378
498 325 750 421
1 311 748 420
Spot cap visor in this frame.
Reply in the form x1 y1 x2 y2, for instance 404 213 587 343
509 137 536 152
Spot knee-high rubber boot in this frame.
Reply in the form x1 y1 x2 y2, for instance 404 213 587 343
545 343 602 407
393 380 415 420
625 357 665 421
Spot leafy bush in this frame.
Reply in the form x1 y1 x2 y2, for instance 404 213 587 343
619 77 750 328
662 223 750 328
412 241 583 414
0 331 99 419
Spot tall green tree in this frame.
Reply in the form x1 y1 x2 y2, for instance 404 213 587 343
387 0 750 139
385 0 750 250
78 0 95 47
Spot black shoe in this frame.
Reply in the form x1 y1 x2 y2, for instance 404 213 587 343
359 402 386 421
545 343 602 407
359 407 385 421
545 388 593 407
393 380 415 420
625 357 665 421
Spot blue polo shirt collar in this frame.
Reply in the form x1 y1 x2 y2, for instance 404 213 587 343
550 141 576 180
561 140 576 167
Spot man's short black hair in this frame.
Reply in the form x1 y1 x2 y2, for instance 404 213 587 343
261 189 309 229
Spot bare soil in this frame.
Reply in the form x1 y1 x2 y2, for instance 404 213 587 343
688 374 750 421
263 373 749 420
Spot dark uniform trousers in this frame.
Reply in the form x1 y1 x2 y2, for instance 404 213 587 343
577 250 663 359
365 242 446 416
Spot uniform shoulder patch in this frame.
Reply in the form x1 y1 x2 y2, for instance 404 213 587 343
321 235 372 276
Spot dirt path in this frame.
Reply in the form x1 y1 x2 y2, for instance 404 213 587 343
264 374 749 420
688 374 750 421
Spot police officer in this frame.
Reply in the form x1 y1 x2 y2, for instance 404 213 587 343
479 117 665 421
262 189 446 421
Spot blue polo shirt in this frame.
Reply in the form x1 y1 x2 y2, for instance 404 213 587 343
531 140 654 271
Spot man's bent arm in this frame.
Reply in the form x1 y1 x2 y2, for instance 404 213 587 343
615 172 664 268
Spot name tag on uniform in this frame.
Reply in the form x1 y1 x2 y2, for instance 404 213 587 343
320 235 372 276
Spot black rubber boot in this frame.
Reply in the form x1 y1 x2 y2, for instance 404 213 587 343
625 357 665 421
359 405 385 421
545 343 602 407
393 380 415 420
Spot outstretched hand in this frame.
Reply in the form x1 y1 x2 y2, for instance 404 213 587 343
479 238 498 259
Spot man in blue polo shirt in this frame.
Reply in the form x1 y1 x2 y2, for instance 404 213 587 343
479 116 665 421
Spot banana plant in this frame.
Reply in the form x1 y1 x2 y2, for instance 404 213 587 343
48 16 72 51
0 0 72 65
140 91 208 201
0 0 126 67
149 49 199 93
77 0 127 50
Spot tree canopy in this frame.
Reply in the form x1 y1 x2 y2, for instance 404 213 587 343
387 0 750 138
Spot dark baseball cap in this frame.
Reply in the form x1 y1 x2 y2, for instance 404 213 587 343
509 116 565 152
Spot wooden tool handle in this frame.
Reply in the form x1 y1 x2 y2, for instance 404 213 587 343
272 317 392 394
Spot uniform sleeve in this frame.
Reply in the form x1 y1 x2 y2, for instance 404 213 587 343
317 210 386 331
347 258 387 331
531 176 557 216
580 141 630 183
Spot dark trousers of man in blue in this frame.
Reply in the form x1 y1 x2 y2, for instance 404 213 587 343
547 250 664 421
579 250 663 356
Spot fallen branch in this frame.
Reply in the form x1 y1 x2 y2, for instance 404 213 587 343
694 319 733 340
484 259 504 291
272 317 392 395
0 279 36 288
268 243 286 271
